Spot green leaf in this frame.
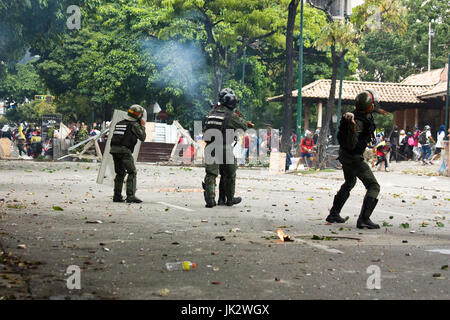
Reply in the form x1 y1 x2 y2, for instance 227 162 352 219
7 204 25 209
52 206 64 211
400 223 410 229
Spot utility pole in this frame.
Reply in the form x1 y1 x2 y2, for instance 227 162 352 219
297 0 304 140
446 53 449 130
241 46 247 117
428 22 434 71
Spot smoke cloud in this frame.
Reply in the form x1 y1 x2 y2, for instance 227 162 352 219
141 38 208 100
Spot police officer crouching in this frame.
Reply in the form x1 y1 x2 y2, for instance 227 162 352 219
110 105 147 203
326 90 389 229
202 88 254 208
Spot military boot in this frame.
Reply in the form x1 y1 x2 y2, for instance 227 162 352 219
325 193 349 223
113 195 125 203
203 182 216 208
113 177 125 202
126 196 142 203
218 188 226 205
226 197 241 206
357 196 380 229
218 177 226 205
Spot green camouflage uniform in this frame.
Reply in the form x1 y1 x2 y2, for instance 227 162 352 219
204 105 249 202
110 121 146 200
336 113 380 202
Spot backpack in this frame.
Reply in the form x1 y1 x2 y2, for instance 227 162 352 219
407 136 414 146
418 131 427 145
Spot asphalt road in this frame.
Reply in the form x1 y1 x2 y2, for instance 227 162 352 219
0 159 449 300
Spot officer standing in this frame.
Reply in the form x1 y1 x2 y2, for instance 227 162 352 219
203 88 254 208
218 108 244 206
325 90 389 229
110 105 146 203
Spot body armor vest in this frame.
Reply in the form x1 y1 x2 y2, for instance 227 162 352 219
111 120 138 152
337 113 376 155
204 107 233 145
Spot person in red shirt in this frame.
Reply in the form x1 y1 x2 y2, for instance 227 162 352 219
243 134 250 163
296 130 314 169
375 136 391 171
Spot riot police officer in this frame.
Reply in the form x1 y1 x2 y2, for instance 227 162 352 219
202 88 254 208
325 90 389 229
110 104 146 203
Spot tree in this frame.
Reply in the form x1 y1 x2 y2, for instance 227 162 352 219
280 0 300 153
140 0 285 101
358 0 449 82
35 1 157 122
0 0 91 69
0 61 45 103
308 0 406 169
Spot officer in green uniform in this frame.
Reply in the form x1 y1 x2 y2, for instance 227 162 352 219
110 105 146 203
218 108 244 206
202 88 254 208
325 90 389 229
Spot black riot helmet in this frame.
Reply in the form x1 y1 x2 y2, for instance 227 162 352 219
355 89 379 114
219 88 239 109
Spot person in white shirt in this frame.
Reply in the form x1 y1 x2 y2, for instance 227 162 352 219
398 129 406 159
431 125 446 162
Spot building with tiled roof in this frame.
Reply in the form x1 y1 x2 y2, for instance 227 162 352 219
267 65 448 134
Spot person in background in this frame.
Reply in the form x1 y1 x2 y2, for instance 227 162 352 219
285 150 292 171
313 129 320 145
243 133 250 164
30 130 42 158
296 130 314 170
389 125 399 162
375 136 391 171
419 125 435 165
412 126 422 161
431 125 446 163
406 132 414 160
398 129 407 160
438 128 449 175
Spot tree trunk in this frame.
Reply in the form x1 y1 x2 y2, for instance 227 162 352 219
280 0 299 153
316 45 340 169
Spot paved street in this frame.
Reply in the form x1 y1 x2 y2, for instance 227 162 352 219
1 160 449 300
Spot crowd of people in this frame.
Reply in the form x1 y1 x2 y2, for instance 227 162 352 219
0 121 106 159
2 118 448 176
384 124 448 165
1 123 48 159
286 123 449 173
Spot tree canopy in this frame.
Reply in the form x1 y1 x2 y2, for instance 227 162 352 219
1 0 447 136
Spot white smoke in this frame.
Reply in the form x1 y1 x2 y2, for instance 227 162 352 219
141 39 208 100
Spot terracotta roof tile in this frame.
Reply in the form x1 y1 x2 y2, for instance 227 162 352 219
419 81 448 99
267 79 435 104
401 68 445 85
